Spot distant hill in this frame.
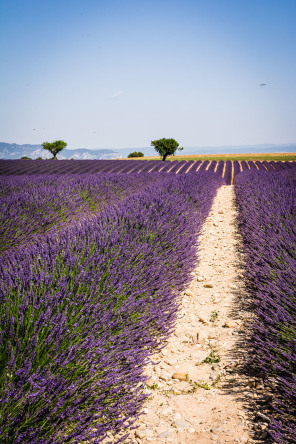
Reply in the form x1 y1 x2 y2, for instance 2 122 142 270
1 142 295 160
0 143 122 160
116 143 296 157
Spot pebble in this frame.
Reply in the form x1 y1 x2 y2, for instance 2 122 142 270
145 429 154 438
196 329 208 345
230 284 238 290
211 364 220 371
185 289 193 297
204 283 214 288
157 430 171 439
208 333 216 339
162 407 173 416
225 361 239 370
197 276 205 282
210 425 223 433
172 372 188 381
135 430 145 439
224 320 237 328
256 412 270 423
173 413 182 421
191 334 198 344
172 419 188 429
159 373 170 381
199 315 208 324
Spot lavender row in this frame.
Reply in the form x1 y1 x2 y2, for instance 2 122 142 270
0 173 164 253
0 172 224 443
234 170 296 442
1 159 296 182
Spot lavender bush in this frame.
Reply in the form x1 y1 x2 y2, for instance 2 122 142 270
235 170 296 443
0 173 164 253
0 172 223 443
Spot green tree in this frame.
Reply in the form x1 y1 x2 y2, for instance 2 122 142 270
21 156 31 160
41 140 67 159
151 138 183 161
128 151 144 158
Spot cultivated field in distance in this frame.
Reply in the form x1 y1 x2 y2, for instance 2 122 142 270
1 157 295 185
122 152 296 161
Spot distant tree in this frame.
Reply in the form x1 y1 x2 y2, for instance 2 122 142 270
151 138 183 161
36 157 43 160
41 140 67 159
128 151 144 158
21 156 31 160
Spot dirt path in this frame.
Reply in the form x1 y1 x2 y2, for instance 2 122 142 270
129 185 257 444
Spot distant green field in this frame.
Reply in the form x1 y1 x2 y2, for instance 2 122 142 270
127 153 296 161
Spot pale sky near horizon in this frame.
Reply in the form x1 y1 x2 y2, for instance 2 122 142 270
1 0 296 150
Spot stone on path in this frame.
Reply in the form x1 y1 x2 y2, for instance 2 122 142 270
172 372 188 381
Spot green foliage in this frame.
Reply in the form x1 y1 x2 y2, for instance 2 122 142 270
200 382 211 390
150 138 183 161
36 157 43 160
203 350 221 364
210 311 219 322
41 140 67 159
211 374 221 387
127 151 144 158
21 156 31 160
202 344 221 364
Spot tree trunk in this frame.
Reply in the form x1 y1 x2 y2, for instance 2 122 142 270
162 153 168 161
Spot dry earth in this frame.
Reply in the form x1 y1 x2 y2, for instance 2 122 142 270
106 185 270 444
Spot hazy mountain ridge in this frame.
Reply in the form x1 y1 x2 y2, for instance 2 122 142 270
0 142 295 160
0 143 122 160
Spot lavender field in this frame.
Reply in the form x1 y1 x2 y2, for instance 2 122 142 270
0 159 296 185
0 161 296 443
0 171 223 443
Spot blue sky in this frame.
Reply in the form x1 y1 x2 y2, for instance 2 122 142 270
1 0 296 150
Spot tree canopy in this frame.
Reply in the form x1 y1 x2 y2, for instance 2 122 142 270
150 138 183 161
127 151 144 158
41 140 67 159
